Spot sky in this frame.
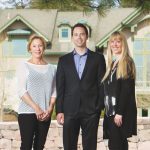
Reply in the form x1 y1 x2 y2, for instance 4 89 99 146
0 0 30 9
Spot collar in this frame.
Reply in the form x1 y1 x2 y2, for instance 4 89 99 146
73 48 88 56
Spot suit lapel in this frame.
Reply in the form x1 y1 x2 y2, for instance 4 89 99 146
69 52 80 80
81 50 92 80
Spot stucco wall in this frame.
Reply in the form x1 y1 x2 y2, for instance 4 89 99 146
0 118 150 150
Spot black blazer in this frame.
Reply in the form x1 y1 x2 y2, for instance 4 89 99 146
103 70 137 138
56 50 106 116
118 78 137 137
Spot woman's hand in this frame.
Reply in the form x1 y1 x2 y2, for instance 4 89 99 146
34 105 44 120
38 97 56 121
20 93 45 120
40 97 55 121
40 110 52 121
114 114 122 127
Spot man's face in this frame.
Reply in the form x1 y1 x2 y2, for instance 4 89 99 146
72 27 88 49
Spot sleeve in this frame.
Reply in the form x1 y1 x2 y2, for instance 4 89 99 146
116 77 135 115
16 62 29 98
51 65 57 98
55 57 65 114
98 54 106 110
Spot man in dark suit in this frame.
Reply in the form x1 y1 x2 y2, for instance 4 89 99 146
56 23 106 150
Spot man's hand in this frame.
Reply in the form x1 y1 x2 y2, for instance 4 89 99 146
57 113 64 125
114 114 122 127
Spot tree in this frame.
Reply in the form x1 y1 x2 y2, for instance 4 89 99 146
0 0 30 9
30 0 119 16
118 0 150 13
0 0 120 16
0 0 150 13
29 0 150 16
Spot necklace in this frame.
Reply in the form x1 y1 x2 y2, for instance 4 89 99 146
110 67 117 82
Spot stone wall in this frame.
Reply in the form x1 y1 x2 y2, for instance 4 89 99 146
0 117 150 150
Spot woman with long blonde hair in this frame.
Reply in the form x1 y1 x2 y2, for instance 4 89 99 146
102 31 137 150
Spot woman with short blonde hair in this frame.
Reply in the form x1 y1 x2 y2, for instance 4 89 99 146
17 34 56 150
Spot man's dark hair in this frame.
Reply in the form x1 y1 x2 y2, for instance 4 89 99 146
71 23 88 37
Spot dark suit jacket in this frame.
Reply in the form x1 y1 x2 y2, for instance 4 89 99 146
103 69 137 138
56 50 106 116
116 77 137 137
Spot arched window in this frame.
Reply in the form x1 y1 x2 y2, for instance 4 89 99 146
58 21 71 42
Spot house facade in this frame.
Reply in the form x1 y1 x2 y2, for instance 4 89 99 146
0 8 149 118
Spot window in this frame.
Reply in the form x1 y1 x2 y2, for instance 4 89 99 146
134 55 143 81
5 70 15 79
2 38 29 57
133 34 150 89
12 39 28 56
59 27 71 42
133 40 143 52
146 55 150 87
62 29 68 38
145 40 150 50
142 109 148 117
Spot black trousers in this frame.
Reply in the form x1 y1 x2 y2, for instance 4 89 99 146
106 116 128 150
18 114 51 150
63 113 100 150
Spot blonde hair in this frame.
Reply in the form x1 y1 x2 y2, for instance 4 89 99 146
27 34 46 52
102 31 136 82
